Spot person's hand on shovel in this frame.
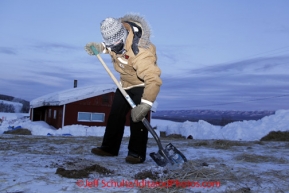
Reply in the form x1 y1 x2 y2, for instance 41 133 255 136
131 103 151 122
85 42 104 55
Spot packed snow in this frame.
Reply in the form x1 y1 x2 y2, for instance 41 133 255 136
0 110 289 193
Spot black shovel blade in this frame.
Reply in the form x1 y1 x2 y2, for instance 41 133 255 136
150 143 187 167
149 151 169 167
165 143 187 164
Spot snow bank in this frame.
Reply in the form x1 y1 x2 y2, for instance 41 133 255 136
152 109 289 141
0 112 159 138
1 110 289 141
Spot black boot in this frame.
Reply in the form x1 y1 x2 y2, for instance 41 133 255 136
125 151 144 164
91 147 115 156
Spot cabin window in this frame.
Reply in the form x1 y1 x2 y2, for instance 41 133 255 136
78 112 105 122
78 112 91 121
91 113 105 122
48 109 51 118
53 110 57 119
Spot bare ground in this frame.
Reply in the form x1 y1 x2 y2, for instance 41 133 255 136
0 134 288 193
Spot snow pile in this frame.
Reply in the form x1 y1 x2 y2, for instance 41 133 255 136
152 109 289 141
0 113 159 138
0 112 28 121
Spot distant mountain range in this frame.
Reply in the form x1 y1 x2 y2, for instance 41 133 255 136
152 109 275 126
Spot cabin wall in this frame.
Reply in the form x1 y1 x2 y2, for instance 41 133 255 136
64 92 115 127
44 106 63 129
30 92 151 129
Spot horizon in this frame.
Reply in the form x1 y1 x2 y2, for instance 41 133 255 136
0 97 279 113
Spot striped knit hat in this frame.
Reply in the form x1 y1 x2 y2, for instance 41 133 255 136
100 17 128 45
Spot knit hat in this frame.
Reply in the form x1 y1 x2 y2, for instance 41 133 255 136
100 17 128 45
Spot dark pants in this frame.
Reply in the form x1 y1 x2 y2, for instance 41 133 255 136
101 87 149 160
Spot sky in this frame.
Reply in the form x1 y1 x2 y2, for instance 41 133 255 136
1 0 289 111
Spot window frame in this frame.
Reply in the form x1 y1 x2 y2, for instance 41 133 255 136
77 112 105 122
53 110 57 119
48 109 51 118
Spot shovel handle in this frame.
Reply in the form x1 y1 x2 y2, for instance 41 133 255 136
90 46 136 108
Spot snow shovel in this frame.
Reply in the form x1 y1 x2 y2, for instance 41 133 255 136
90 46 187 167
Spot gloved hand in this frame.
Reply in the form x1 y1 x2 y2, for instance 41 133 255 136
84 42 104 55
131 103 151 122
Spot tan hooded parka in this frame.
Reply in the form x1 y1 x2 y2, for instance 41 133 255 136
102 14 162 105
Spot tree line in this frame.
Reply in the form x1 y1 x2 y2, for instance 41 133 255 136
0 94 30 113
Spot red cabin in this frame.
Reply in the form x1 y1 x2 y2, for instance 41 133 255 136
30 84 151 129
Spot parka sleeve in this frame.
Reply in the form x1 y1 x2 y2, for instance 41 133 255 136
132 45 162 104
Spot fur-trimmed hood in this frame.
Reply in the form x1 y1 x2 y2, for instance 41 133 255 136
120 14 151 48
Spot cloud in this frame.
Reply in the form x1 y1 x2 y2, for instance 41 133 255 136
32 42 79 51
2 40 289 111
0 47 17 55
188 55 289 75
0 54 118 102
157 56 289 110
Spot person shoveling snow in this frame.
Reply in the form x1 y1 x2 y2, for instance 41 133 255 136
85 13 187 166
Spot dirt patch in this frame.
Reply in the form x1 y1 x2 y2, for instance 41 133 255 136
260 130 289 141
166 134 185 138
235 153 288 164
211 140 248 149
56 163 114 179
160 132 185 139
253 141 264 145
3 128 32 135
192 141 209 147
134 170 166 180
136 160 232 192
228 187 251 193
187 139 252 149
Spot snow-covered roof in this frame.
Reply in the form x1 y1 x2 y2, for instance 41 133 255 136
30 84 117 108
